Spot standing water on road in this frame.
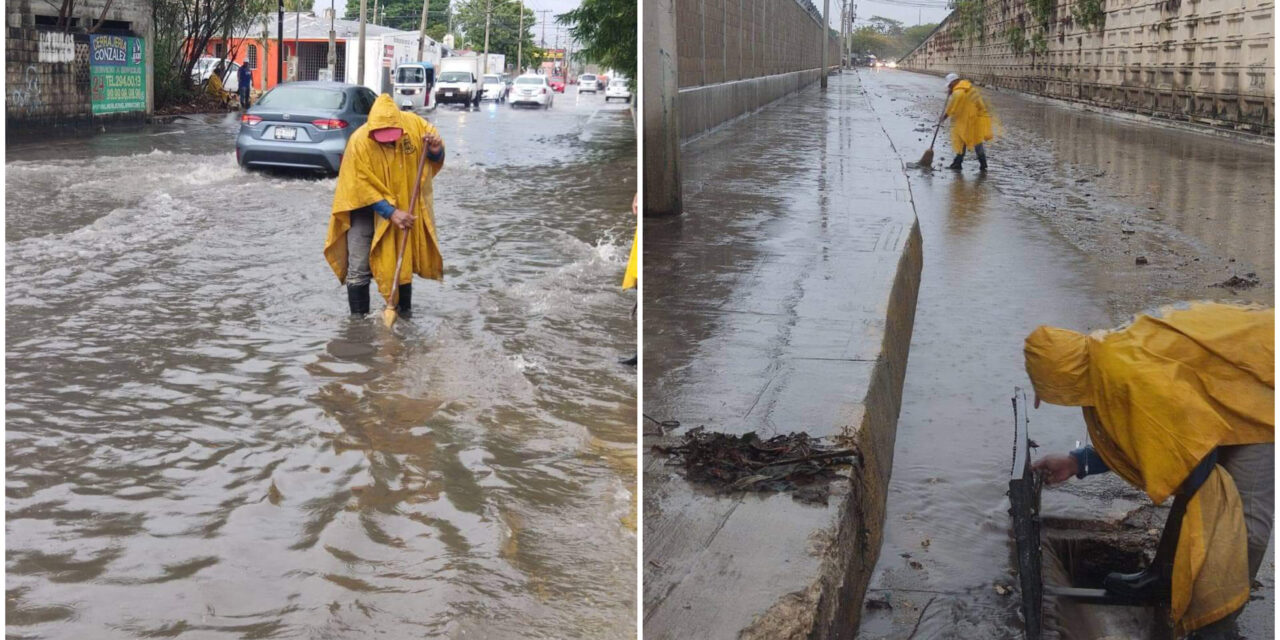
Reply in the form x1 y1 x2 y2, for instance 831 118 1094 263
6 90 637 638
846 70 1273 639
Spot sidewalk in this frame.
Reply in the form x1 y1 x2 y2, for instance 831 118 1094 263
643 72 923 639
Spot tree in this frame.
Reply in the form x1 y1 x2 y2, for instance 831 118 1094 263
284 0 313 11
449 0 538 71
868 15 904 36
559 0 635 88
343 0 450 34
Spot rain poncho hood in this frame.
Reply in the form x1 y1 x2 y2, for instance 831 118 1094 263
1024 302 1274 633
324 95 444 302
944 80 997 153
622 228 637 289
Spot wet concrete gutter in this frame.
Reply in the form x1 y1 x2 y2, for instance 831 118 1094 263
643 72 922 639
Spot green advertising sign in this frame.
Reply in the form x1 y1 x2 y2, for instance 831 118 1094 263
90 35 146 115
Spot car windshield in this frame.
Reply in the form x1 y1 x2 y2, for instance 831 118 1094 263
551 77 564 82
514 77 543 86
483 75 501 84
581 75 595 81
610 80 627 87
439 71 472 82
397 67 425 83
256 86 345 110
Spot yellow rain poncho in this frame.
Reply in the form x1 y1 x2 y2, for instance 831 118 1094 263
1024 303 1274 634
622 228 637 289
945 80 997 153
324 95 445 303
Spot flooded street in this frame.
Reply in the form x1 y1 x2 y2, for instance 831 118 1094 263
852 69 1273 639
6 88 637 639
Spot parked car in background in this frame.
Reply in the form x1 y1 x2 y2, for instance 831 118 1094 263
549 76 566 93
509 74 554 109
578 73 600 93
193 56 241 92
481 74 508 102
236 82 376 175
604 78 631 103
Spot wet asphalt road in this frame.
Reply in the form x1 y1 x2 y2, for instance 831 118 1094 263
850 69 1273 639
6 86 637 639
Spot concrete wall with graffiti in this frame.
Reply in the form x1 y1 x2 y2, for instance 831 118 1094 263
898 0 1273 136
6 0 153 134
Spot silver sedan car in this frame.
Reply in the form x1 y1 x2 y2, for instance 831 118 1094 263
236 81 378 175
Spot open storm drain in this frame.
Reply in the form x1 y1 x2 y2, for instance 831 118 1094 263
651 428 859 505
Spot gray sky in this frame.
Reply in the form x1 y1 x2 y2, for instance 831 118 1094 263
821 0 951 30
333 0 582 45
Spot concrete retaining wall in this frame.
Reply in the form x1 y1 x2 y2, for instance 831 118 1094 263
6 0 153 135
676 0 840 142
899 0 1274 135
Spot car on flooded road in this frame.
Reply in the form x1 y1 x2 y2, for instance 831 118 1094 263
509 74 554 109
481 74 508 102
549 76 566 93
235 81 376 176
604 78 631 103
578 73 600 93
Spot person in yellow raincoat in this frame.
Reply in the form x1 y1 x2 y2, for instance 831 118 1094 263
619 193 638 366
324 94 445 317
939 73 995 172
1025 303 1273 637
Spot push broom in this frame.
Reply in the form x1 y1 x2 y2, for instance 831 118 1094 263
384 135 431 328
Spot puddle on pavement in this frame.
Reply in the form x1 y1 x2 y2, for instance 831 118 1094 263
849 69 1273 640
6 96 638 638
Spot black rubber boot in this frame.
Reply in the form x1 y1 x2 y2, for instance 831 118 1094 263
979 157 988 172
347 283 370 316
1103 568 1162 604
395 283 412 318
948 154 964 171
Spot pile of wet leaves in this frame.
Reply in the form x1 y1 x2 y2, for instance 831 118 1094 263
652 428 858 505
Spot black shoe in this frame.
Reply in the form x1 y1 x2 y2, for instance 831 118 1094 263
619 354 637 366
1103 568 1163 603
979 159 988 172
395 283 412 318
948 157 964 171
347 283 370 316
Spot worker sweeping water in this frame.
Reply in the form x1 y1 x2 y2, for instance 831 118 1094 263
324 94 445 321
1024 302 1273 638
620 192 638 367
939 73 997 172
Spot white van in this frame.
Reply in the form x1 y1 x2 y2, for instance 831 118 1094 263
435 57 482 108
392 62 436 111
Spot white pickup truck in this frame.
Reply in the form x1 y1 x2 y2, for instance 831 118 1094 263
435 56 482 108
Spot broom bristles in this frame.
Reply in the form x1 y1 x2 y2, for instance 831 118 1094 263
919 148 934 166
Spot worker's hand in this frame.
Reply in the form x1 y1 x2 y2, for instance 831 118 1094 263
1032 454 1078 485
425 132 443 154
390 209 415 230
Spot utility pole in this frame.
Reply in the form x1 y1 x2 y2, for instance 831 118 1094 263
417 0 430 60
516 2 523 74
537 9 550 47
358 0 367 87
482 0 492 75
294 8 300 80
327 3 336 79
277 0 284 84
821 0 830 88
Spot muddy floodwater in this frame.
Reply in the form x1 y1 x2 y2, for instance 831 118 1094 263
851 70 1273 639
6 90 637 638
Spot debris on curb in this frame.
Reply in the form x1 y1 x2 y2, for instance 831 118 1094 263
651 428 859 505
